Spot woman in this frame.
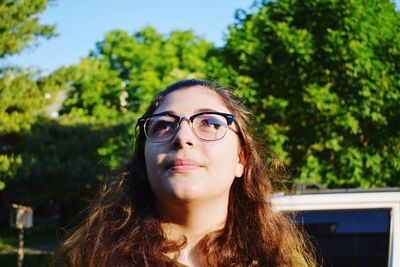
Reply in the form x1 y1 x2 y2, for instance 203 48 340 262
52 79 315 266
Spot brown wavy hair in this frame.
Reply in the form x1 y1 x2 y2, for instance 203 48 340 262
51 79 315 267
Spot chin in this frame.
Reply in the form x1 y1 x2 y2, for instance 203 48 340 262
169 188 204 201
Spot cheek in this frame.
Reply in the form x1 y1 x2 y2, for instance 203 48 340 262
207 140 241 178
144 143 163 176
144 142 152 168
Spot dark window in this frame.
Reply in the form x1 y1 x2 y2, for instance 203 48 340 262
292 209 391 267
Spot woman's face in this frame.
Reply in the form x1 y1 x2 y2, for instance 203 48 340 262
144 86 244 205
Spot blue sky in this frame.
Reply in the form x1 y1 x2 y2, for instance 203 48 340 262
5 0 254 73
4 0 400 74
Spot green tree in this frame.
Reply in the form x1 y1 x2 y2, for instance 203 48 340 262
4 116 131 207
223 0 400 187
84 26 214 115
0 0 56 58
0 0 56 191
0 61 131 206
0 68 55 190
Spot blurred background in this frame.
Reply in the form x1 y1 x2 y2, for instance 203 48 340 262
1 0 399 265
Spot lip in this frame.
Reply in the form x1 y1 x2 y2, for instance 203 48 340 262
166 159 203 172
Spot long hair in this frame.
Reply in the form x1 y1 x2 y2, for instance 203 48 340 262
51 79 315 267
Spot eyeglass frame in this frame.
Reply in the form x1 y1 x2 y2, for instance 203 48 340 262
138 111 237 143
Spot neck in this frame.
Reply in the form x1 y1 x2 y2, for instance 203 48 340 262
158 197 229 266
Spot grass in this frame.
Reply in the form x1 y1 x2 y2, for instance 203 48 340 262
0 217 58 266
0 253 52 267
0 224 58 251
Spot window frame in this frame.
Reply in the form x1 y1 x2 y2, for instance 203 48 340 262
272 191 400 267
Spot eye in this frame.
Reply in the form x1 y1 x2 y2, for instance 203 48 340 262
147 117 176 137
196 115 226 130
200 118 221 129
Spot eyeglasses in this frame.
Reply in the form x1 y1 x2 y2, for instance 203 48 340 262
138 111 236 143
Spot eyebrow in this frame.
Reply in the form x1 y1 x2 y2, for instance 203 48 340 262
195 108 219 113
157 108 220 115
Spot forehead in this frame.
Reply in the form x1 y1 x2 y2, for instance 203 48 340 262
154 86 231 114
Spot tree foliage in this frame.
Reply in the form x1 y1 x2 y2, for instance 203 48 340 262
0 0 57 190
0 0 56 58
0 68 58 192
63 26 214 117
0 0 57 198
223 0 400 187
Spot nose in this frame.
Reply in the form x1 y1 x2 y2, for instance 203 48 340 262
171 118 197 148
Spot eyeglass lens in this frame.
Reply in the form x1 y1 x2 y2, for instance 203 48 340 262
144 113 229 142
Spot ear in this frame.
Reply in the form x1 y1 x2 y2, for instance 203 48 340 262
235 149 245 178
